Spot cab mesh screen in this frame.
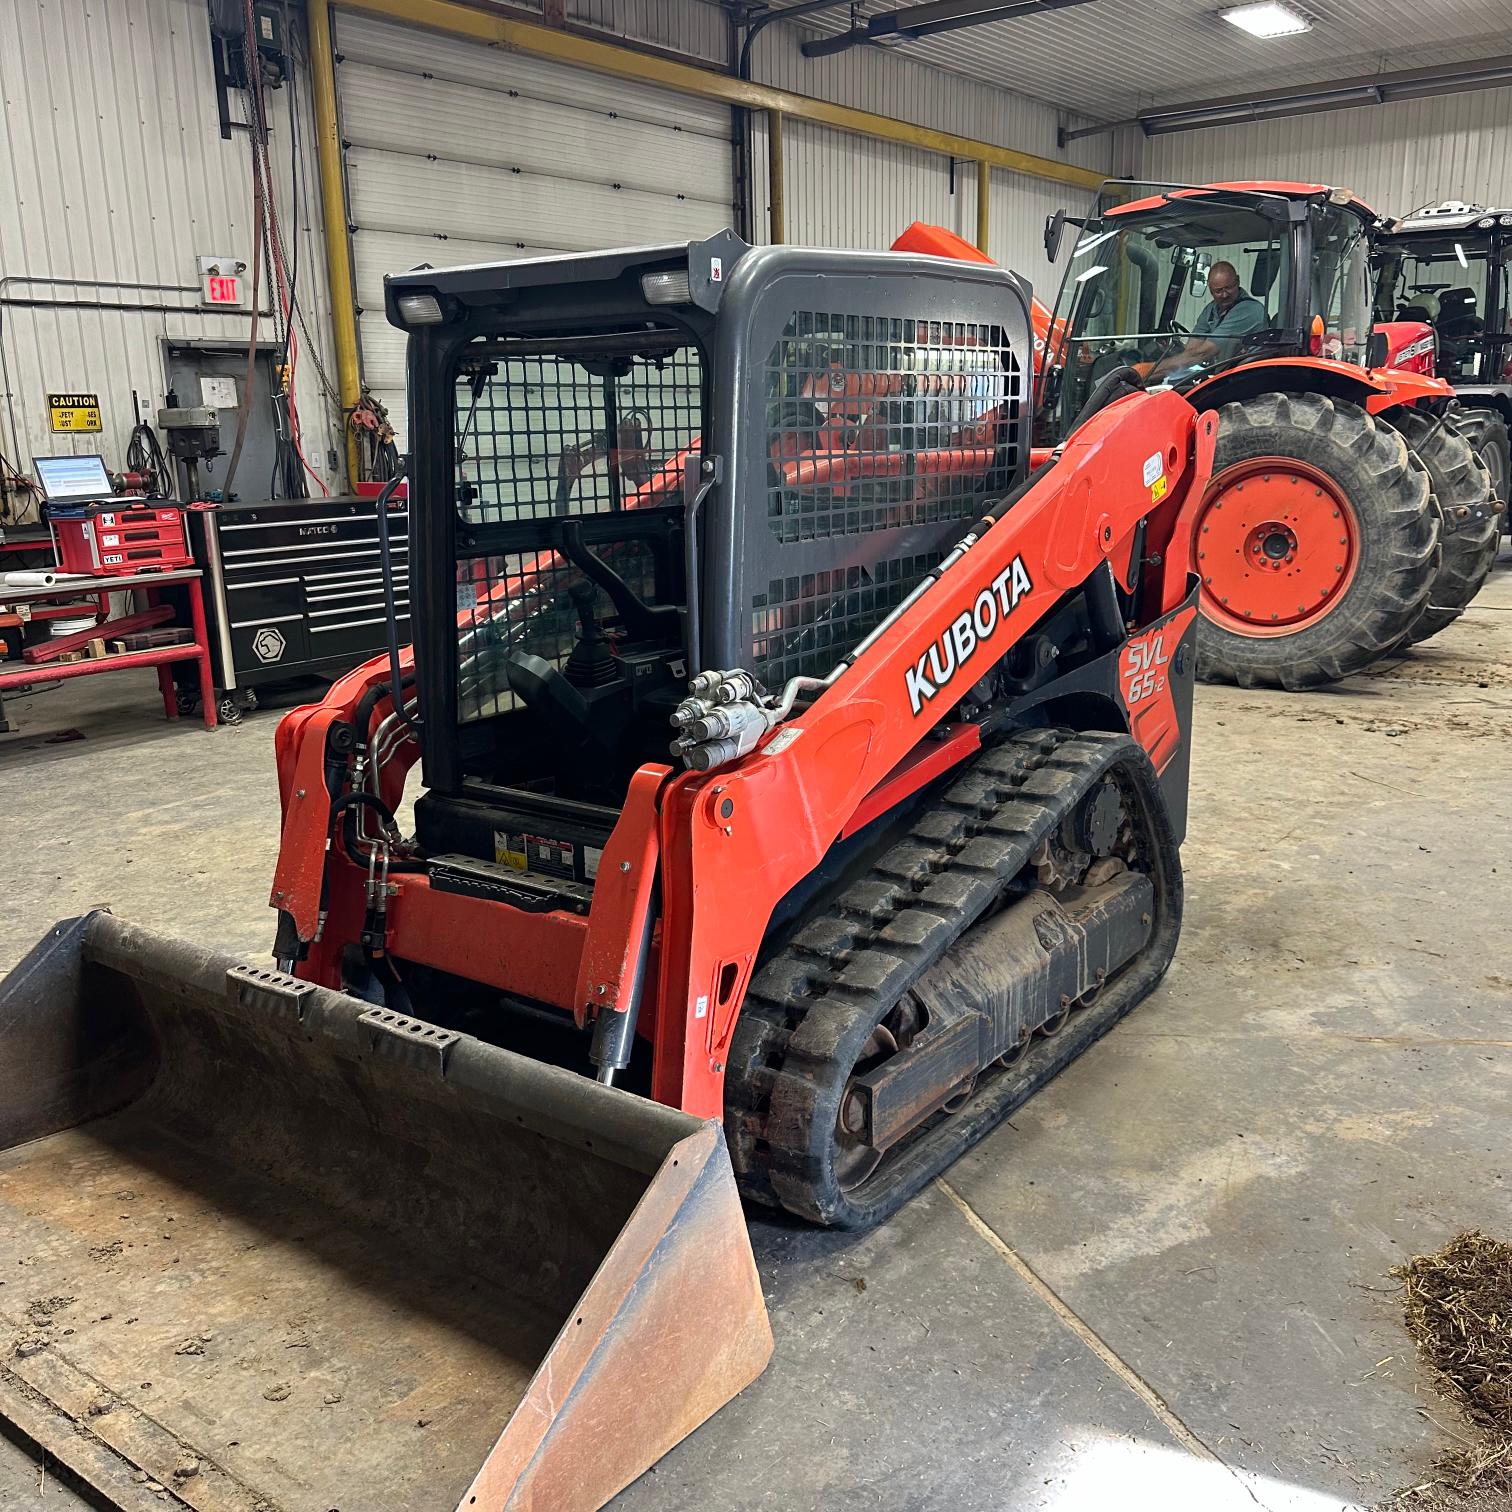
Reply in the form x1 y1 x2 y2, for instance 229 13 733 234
752 311 1017 684
451 336 696 723
455 343 701 526
765 313 1017 545
752 552 943 689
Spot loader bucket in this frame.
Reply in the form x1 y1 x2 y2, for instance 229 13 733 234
0 913 771 1512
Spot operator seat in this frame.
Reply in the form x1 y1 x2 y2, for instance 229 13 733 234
1436 287 1484 369
1249 249 1279 301
1399 290 1440 323
1437 287 1482 333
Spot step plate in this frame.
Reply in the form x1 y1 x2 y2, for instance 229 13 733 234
428 854 594 915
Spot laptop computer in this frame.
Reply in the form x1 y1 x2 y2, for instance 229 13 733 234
32 454 145 509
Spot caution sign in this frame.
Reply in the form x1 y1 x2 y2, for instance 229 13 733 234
47 392 102 432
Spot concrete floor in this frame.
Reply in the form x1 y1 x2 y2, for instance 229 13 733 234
2 558 1509 1511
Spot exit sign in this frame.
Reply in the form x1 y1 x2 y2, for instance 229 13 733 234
198 255 245 308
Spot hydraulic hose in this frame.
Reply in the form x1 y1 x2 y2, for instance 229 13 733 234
330 789 422 873
1069 364 1146 434
354 676 414 755
330 788 395 857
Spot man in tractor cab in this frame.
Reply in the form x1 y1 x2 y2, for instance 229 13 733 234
1150 260 1269 379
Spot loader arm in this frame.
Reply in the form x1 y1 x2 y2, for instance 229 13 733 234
269 383 1212 1119
651 386 1216 1114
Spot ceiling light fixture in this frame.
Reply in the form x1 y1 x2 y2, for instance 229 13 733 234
1221 3 1312 38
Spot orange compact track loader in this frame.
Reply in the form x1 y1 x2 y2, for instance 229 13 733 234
0 233 1217 1510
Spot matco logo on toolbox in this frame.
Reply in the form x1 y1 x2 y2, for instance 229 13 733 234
906 556 1033 716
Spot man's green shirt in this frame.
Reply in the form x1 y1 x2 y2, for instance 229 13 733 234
1193 291 1269 351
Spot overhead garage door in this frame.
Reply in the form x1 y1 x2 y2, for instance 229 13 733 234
333 12 735 445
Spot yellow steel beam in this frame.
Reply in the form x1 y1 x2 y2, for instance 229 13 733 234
309 0 363 489
335 0 1104 192
976 160 990 255
768 110 786 244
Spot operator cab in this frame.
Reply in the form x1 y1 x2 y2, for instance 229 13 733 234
1374 202 1512 383
1038 180 1375 443
386 235 1029 901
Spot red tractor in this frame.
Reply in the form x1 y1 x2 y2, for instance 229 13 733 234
1023 181 1495 685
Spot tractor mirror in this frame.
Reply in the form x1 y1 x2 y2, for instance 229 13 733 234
1044 210 1068 263
1365 329 1389 368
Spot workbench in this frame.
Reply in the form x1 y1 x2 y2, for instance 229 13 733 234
0 567 217 734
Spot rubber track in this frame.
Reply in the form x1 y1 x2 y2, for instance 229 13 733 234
724 727 1179 1227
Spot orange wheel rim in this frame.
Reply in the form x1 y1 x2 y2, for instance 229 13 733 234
1193 458 1361 635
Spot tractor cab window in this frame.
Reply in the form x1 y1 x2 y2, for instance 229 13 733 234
444 331 701 802
1310 206 1372 366
1047 184 1291 440
1374 236 1508 380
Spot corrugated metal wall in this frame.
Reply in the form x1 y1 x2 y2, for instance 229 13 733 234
1139 89 1512 218
568 0 729 66
0 0 340 511
333 8 734 448
746 15 1111 300
575 0 1111 296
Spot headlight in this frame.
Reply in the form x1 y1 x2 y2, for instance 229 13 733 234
641 270 692 306
396 293 444 326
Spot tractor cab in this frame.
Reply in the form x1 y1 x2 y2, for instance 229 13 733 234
1039 180 1376 443
1374 201 1512 391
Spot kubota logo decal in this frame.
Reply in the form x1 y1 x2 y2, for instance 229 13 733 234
906 556 1034 716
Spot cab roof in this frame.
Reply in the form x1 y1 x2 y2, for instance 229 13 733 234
1387 200 1512 234
1107 180 1377 221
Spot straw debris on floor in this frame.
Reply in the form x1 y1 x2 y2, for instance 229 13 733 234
1389 1230 1512 1504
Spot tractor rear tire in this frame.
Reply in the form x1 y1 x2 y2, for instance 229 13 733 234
1195 393 1438 690
1386 408 1498 645
1452 407 1509 536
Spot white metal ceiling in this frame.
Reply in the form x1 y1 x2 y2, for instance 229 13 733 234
783 0 1512 123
